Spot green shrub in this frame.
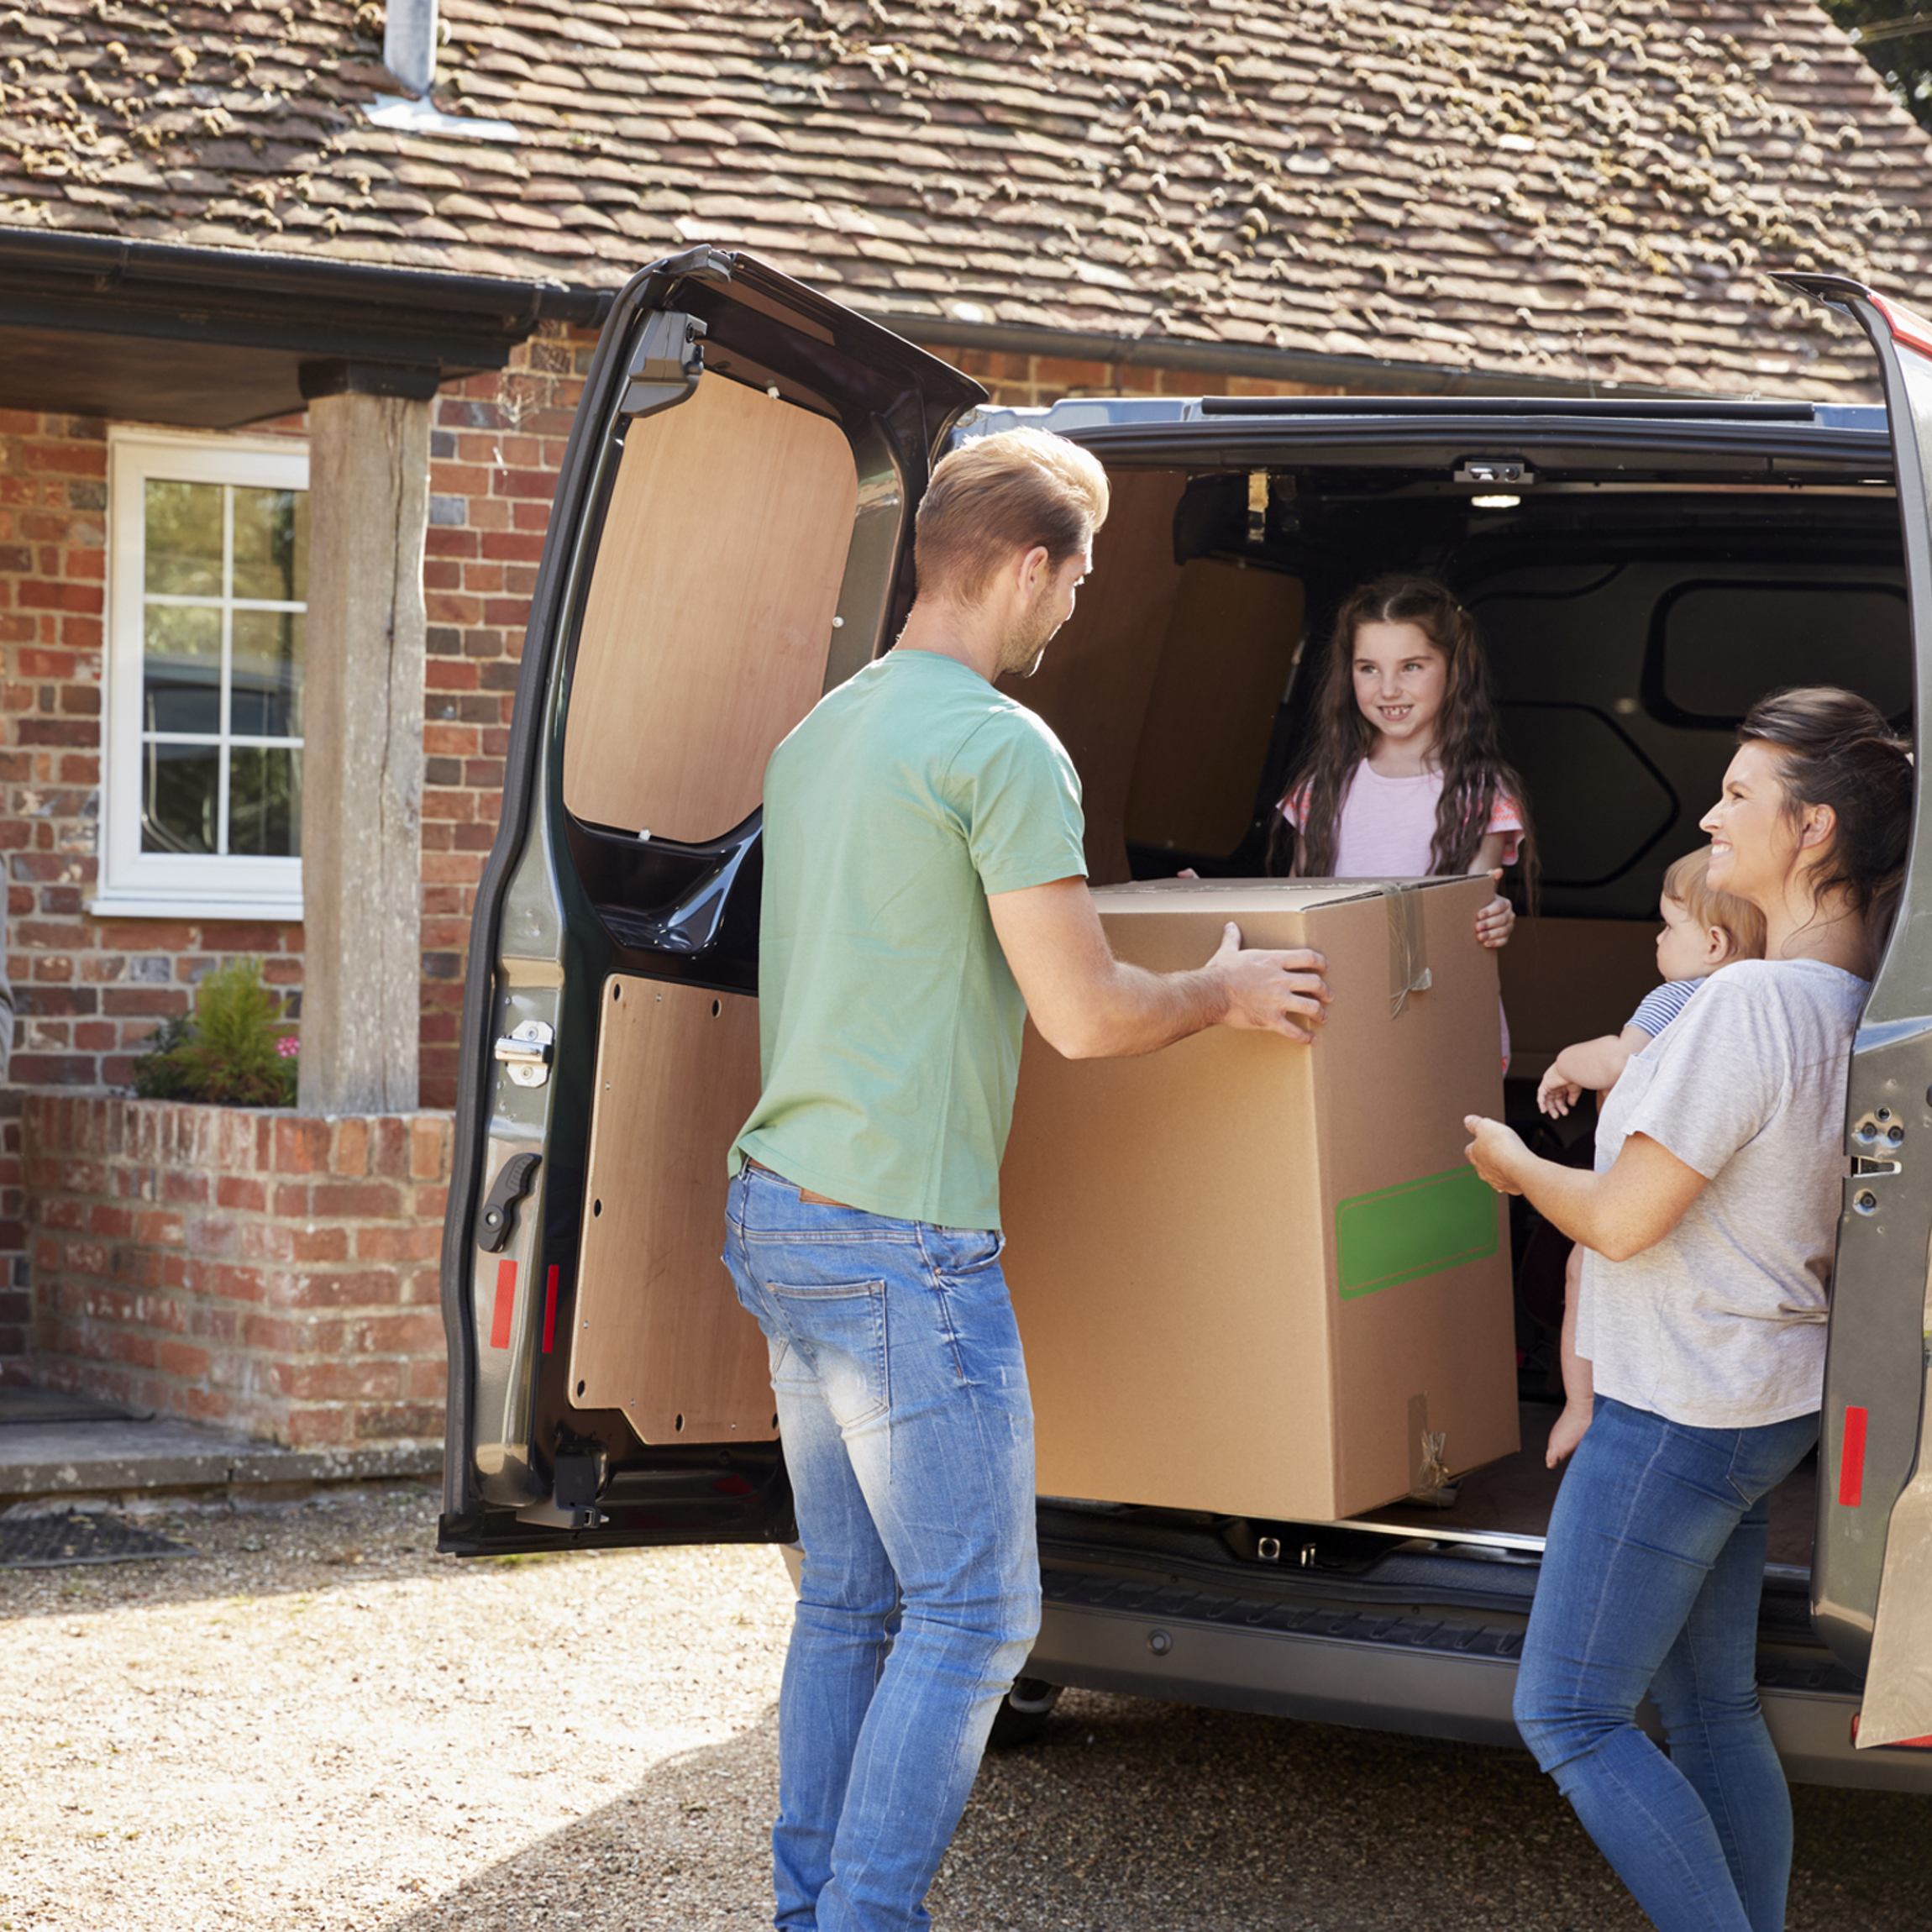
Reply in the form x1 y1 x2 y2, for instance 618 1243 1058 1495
130 958 300 1106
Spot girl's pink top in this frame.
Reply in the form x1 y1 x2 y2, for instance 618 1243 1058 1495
1281 762 1525 878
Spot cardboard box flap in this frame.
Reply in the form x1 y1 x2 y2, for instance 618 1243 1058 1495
1095 874 1459 1017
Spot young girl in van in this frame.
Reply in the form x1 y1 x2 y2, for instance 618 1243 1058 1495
1273 573 1528 959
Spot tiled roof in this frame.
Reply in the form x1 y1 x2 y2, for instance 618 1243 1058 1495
2 1 1929 397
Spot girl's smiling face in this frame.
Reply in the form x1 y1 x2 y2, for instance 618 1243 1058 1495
1352 621 1448 748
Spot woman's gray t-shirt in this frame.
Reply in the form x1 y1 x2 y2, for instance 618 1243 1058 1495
1578 958 1866 1429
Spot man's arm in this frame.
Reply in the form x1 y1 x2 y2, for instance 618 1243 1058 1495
987 877 1329 1060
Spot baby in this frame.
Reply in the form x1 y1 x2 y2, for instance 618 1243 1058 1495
1535 847 1767 1467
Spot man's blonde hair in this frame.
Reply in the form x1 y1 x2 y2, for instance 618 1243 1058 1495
914 428 1110 604
1663 846 1767 962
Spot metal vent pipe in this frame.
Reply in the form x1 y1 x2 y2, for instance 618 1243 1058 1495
384 0 438 98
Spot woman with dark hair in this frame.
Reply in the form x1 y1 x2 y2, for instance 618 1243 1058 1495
1464 686 1911 1932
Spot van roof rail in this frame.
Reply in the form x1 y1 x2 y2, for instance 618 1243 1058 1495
1195 396 1824 420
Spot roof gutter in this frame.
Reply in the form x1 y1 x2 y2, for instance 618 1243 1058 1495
0 226 612 360
879 311 1703 402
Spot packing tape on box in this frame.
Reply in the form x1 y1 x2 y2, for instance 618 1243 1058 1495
1381 882 1433 1019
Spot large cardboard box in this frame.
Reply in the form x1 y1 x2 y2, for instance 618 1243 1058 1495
1001 874 1520 1524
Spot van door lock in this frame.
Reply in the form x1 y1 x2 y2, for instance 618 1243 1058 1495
494 1019 554 1087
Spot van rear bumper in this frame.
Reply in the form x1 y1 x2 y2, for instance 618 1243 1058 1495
1029 1583 1932 1796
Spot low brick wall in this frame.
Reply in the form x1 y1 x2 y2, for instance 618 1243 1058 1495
23 1095 454 1449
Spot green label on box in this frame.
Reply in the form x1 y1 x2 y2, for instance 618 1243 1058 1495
1335 1165 1499 1300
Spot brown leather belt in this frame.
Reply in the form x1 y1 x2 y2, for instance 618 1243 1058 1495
745 1158 856 1210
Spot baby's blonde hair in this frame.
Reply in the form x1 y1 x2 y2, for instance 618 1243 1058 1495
1663 847 1767 962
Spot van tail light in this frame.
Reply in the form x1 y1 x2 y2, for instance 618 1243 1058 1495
542 1263 560 1354
1871 293 1932 360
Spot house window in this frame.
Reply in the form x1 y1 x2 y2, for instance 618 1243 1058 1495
99 431 309 918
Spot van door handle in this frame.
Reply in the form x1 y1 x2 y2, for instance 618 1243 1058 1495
478 1152 542 1254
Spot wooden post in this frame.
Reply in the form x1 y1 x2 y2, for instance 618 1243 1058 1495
298 383 430 1115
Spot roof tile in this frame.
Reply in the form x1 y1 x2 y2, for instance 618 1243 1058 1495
2 0 1928 395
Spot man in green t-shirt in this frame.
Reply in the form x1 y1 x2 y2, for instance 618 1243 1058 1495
722 428 1329 1932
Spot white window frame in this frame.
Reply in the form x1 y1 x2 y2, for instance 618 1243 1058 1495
96 428 309 921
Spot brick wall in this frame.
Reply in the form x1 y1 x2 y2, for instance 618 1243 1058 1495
0 409 309 1362
24 1095 451 1447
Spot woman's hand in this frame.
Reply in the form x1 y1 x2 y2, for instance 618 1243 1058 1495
1546 1399 1593 1469
1464 1114 1528 1194
1474 868 1515 949
1537 1064 1582 1118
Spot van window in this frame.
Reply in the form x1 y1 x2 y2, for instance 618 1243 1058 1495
1649 581 1911 727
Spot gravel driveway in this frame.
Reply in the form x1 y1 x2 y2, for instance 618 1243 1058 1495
3 1485 1927 1931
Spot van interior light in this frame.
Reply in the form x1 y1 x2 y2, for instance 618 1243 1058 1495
1471 493 1520 509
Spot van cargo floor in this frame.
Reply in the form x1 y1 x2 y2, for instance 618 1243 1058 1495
1353 1403 1817 1571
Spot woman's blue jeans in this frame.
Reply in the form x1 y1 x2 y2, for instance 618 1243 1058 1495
722 1163 1039 1932
1515 1395 1820 1932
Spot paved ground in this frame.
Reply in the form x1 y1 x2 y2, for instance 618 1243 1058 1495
2 1484 1927 1931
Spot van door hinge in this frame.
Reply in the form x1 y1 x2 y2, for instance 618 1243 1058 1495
477 1152 542 1254
494 1018 554 1088
619 309 706 420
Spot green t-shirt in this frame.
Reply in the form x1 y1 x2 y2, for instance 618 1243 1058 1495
731 648 1088 1230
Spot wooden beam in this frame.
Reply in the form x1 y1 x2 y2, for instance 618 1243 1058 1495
298 388 428 1114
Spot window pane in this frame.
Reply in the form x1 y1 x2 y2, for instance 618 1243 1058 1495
143 604 222 735
228 745 301 857
230 608 303 738
231 486 307 602
144 480 224 596
141 743 219 853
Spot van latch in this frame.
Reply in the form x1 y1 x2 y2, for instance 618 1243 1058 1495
477 1151 542 1255
494 1018 554 1088
619 309 707 420
514 1446 609 1531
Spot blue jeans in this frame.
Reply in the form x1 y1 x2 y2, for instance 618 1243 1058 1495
722 1163 1040 1932
1515 1396 1820 1932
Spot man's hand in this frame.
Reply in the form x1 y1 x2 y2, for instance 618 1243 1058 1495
1464 1114 1529 1194
1474 868 1515 949
1206 921 1330 1042
988 879 1331 1059
1537 1064 1583 1119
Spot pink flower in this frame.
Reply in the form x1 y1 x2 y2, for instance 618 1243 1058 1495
276 1034 300 1058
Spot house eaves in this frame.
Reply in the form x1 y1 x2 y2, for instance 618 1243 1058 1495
0 228 611 428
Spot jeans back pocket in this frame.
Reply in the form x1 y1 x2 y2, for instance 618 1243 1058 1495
769 1278 890 1429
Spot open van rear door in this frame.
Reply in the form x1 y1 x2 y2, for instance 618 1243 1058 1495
1784 273 1932 1746
438 249 984 1555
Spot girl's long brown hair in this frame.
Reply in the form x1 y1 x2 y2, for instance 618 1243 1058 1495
1274 575 1532 885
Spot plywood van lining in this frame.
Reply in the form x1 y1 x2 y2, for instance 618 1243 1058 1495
561 373 860 842
570 976 777 1445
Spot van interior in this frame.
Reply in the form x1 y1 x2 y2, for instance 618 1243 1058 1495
551 383 1907 1583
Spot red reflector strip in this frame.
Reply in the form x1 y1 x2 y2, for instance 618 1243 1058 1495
1839 1404 1868 1509
488 1257 517 1351
542 1263 560 1354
